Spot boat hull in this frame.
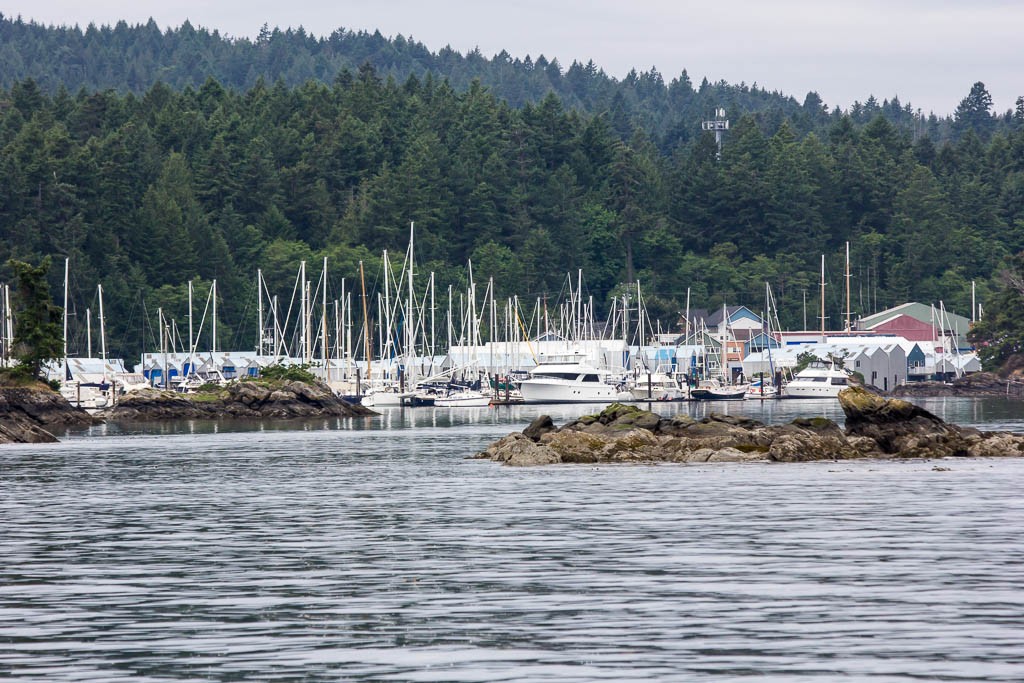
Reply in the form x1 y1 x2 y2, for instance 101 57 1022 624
690 388 747 401
434 392 491 407
520 380 630 404
782 383 846 399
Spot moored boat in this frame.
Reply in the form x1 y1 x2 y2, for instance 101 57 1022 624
519 354 632 404
690 377 748 401
783 361 852 398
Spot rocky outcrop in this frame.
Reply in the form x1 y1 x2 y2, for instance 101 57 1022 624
0 386 100 444
889 372 1017 398
101 380 375 421
475 389 1024 466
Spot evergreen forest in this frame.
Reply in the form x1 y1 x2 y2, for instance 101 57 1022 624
2 15 1024 364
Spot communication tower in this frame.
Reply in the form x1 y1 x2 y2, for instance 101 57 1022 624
701 107 729 159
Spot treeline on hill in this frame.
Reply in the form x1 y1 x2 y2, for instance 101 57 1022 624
3 13 1024 148
2 66 1024 366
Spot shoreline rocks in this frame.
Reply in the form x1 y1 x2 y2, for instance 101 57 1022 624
100 380 376 421
889 372 1019 398
474 387 1024 466
0 386 100 444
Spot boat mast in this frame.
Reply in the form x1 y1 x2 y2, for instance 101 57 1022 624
211 279 217 355
159 307 167 389
685 287 691 344
188 280 194 377
273 295 280 357
321 257 328 376
62 257 68 379
971 280 977 323
257 269 264 355
98 283 107 361
86 308 92 358
430 272 436 364
359 260 371 380
820 254 826 343
845 241 852 332
3 284 12 366
333 298 340 382
408 223 415 383
299 260 307 363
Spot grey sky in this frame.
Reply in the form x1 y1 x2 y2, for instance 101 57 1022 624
7 0 1023 115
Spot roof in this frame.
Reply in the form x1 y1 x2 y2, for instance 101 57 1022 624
858 302 969 333
682 305 762 328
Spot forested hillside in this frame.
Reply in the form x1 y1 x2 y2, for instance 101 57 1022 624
3 14 1023 147
1 15 1024 363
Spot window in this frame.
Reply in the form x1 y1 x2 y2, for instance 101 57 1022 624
830 377 848 386
533 372 580 381
582 374 601 383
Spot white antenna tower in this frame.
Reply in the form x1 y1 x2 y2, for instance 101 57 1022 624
701 107 730 159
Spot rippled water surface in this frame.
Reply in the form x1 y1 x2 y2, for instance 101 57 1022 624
3 398 1024 681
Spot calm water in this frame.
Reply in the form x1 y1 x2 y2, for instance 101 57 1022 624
2 398 1024 681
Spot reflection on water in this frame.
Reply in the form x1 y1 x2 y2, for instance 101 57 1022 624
3 396 1024 681
61 395 1024 439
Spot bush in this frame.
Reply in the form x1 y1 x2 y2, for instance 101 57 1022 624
255 364 318 384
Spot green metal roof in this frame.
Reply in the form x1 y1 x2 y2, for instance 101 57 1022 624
858 302 970 333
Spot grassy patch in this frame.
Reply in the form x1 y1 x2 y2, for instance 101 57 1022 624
0 367 54 391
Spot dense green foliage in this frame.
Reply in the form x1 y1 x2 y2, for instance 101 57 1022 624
254 364 319 384
7 257 63 379
968 253 1024 371
3 14 1024 147
1 17 1023 366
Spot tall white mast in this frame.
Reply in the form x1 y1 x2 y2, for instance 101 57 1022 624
98 283 107 361
382 250 390 365
298 261 306 361
188 280 194 376
257 269 264 354
321 258 328 373
273 295 280 357
971 280 977 323
576 269 583 341
685 287 692 344
447 284 453 353
340 278 347 363
211 279 217 355
820 254 826 343
845 241 851 332
430 272 436 362
62 257 69 376
3 284 12 366
159 307 167 389
86 308 92 358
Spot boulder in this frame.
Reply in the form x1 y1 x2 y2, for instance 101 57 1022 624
523 415 556 442
840 386 964 455
101 380 375 421
0 386 99 444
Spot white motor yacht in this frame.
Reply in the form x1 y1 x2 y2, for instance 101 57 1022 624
520 354 632 404
783 361 852 398
628 369 686 401
360 384 416 407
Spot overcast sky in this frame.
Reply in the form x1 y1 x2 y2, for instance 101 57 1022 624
6 0 1023 115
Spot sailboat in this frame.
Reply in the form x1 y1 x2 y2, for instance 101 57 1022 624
690 305 748 400
747 283 780 399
